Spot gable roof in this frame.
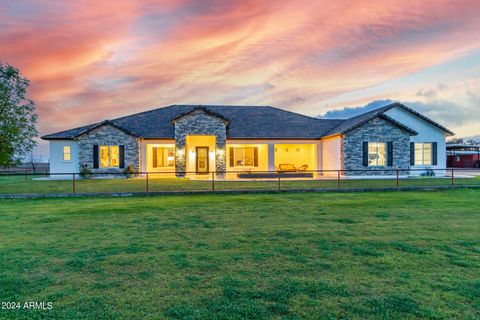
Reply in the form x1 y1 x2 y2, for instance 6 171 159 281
170 107 230 124
41 102 453 141
325 102 454 136
42 105 344 140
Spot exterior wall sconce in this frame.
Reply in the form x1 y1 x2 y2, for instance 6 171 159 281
177 148 185 156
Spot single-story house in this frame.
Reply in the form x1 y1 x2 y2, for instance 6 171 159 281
41 102 453 178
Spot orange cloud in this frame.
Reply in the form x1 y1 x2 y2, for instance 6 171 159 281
1 0 480 150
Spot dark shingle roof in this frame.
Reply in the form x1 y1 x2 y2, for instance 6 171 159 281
325 102 454 136
42 105 344 140
41 102 453 140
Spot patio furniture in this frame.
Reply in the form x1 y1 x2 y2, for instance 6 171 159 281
298 164 308 171
278 164 297 172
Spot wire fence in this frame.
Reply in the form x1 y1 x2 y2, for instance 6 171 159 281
1 168 479 196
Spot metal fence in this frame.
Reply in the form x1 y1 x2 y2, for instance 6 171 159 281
1 168 479 196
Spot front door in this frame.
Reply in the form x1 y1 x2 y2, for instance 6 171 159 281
196 146 209 174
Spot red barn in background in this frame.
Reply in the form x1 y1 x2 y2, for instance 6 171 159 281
447 144 480 168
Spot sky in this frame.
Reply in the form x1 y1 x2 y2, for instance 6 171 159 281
1 0 480 159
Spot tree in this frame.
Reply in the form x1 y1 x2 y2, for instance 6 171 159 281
0 62 38 167
447 138 463 145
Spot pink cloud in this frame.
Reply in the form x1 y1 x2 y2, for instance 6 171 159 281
1 0 480 148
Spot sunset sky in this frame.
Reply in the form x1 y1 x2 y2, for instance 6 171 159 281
1 0 480 158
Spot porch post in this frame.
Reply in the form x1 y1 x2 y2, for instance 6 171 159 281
215 138 226 179
175 134 186 177
316 141 322 177
268 143 275 172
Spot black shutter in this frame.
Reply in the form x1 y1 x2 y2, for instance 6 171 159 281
387 141 393 167
410 142 415 166
253 147 258 167
432 142 438 165
152 147 158 168
93 145 99 169
229 147 234 167
119 145 125 169
362 142 368 167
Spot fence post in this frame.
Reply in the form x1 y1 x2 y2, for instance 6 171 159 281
337 170 340 189
212 172 215 191
396 169 399 188
145 172 149 192
72 173 76 193
451 168 454 189
278 173 281 191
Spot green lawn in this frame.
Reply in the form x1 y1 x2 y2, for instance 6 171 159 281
1 174 480 194
1 190 479 319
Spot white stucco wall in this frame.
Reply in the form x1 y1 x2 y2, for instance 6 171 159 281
49 140 79 174
385 106 448 176
321 135 342 175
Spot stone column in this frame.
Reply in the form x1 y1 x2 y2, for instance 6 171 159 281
175 135 186 177
215 137 226 179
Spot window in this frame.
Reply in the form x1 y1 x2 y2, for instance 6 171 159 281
63 146 71 161
231 147 258 167
414 143 432 165
152 147 175 168
368 142 387 166
100 145 119 168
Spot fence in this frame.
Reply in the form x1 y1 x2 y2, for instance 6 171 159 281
0 163 49 175
1 168 479 196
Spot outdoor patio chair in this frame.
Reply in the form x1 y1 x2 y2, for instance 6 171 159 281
297 164 308 171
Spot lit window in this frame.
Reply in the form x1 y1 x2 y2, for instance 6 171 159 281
368 142 386 166
152 147 175 168
233 147 257 167
415 143 432 165
100 145 119 168
63 146 71 161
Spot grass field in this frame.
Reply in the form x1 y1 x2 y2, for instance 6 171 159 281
1 190 479 319
1 174 480 194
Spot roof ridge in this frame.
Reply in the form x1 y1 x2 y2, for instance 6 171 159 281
322 102 399 136
111 104 179 122
264 105 334 122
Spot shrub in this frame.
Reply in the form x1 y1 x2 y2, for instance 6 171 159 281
123 164 136 178
79 164 91 179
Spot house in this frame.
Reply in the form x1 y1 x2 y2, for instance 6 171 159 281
41 102 453 178
447 144 480 168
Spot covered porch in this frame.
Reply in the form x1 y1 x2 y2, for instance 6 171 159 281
225 141 320 179
142 140 321 180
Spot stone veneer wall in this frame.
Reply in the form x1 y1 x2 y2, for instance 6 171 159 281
342 117 411 176
173 110 227 177
77 124 140 173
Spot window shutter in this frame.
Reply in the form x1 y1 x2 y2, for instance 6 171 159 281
387 141 393 167
410 142 415 166
432 142 438 165
119 145 125 169
362 142 368 167
253 147 258 167
229 147 234 167
93 145 99 169
152 147 158 168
